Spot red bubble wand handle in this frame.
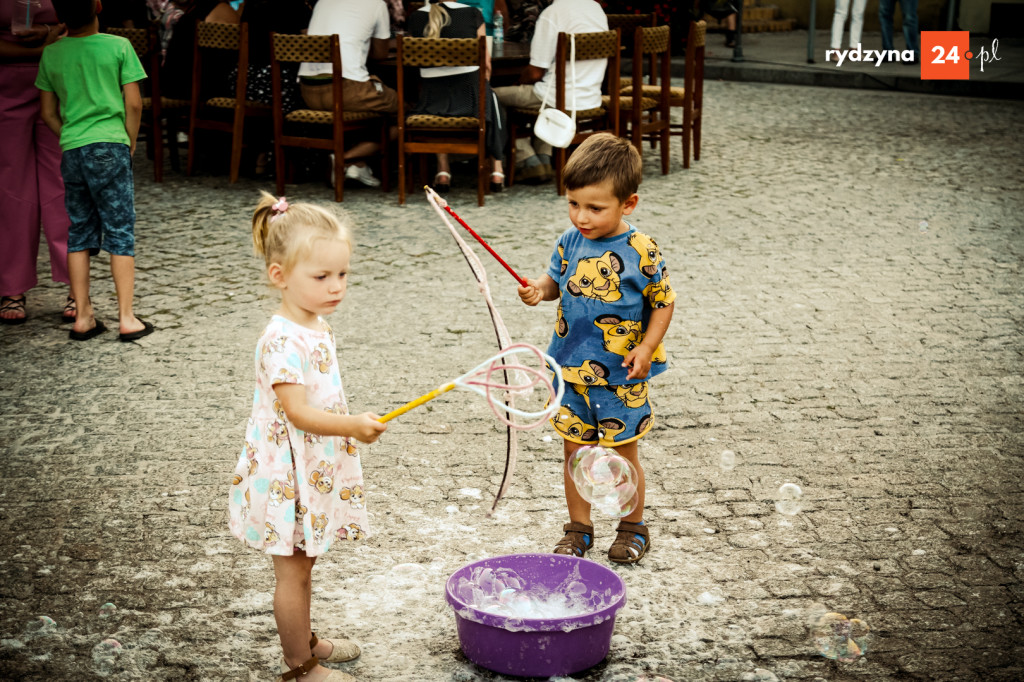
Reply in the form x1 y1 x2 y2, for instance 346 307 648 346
428 187 528 287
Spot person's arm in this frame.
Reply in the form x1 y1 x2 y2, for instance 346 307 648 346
518 274 559 306
0 23 64 62
622 302 674 380
273 383 387 443
204 2 240 23
370 37 389 61
38 90 62 138
122 80 143 156
518 63 545 85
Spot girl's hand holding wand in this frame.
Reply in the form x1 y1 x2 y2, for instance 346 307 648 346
274 384 387 443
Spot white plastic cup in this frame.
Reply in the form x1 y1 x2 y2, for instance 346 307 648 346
11 0 42 36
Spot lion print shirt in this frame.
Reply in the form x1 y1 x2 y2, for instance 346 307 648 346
229 315 368 557
546 224 676 386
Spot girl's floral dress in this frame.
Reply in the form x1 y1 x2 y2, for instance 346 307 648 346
229 315 369 556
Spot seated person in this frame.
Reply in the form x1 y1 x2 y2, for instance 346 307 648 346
298 0 398 187
407 0 508 193
457 0 510 36
492 0 607 184
160 0 239 100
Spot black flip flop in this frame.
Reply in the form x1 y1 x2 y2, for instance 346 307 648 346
69 320 107 341
119 319 154 342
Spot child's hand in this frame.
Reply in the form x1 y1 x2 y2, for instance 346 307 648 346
352 413 387 443
518 279 544 306
622 346 653 380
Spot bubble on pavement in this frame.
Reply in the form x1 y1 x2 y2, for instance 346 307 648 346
23 615 58 639
542 435 553 442
741 669 779 682
390 562 427 576
697 587 725 605
91 638 123 676
567 446 638 517
775 483 803 515
722 623 747 644
811 611 871 662
719 449 737 470
919 220 929 232
98 602 117 619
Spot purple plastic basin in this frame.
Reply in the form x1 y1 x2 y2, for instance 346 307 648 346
445 553 627 678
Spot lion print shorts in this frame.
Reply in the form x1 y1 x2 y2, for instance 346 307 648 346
550 381 653 447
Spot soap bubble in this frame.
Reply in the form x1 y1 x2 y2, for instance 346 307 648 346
775 483 803 515
23 616 58 640
91 638 123 676
98 603 117 619
568 446 639 517
697 587 725 605
741 669 779 682
719 450 737 470
811 611 871 662
918 220 929 232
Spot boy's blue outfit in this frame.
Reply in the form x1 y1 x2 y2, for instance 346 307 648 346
35 34 146 256
546 223 676 446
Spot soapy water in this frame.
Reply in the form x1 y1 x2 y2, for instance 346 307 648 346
568 446 639 517
811 611 871 662
775 483 803 515
455 564 611 624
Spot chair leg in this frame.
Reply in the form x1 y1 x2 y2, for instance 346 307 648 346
693 112 702 161
659 125 669 175
334 147 344 203
167 117 181 172
186 126 196 176
152 114 164 183
477 151 485 207
683 109 692 170
398 146 406 206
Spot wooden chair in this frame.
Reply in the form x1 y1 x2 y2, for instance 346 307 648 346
605 13 653 63
396 35 489 206
106 25 188 182
187 21 270 183
610 25 671 174
507 29 621 195
270 33 390 203
621 20 705 168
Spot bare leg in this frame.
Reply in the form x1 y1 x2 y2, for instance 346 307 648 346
563 440 592 526
612 440 645 523
436 153 450 175
273 552 332 680
69 250 96 334
110 254 145 335
343 141 380 164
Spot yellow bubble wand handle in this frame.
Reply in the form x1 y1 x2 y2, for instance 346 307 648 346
378 381 457 423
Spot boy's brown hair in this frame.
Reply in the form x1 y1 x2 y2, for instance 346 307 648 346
51 0 97 30
562 133 643 202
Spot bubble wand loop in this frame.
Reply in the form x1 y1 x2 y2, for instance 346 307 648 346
427 187 528 288
378 344 564 429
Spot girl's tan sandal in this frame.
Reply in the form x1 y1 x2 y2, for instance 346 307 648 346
552 521 594 557
278 655 357 681
311 632 361 663
608 521 650 564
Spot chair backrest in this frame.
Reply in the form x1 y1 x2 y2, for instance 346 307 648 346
271 32 335 65
106 26 149 57
399 36 481 68
196 20 240 51
605 13 652 51
638 24 671 56
553 29 620 123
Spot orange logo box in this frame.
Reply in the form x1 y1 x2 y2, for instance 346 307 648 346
921 31 970 80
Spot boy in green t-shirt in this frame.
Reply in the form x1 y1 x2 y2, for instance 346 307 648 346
35 0 154 342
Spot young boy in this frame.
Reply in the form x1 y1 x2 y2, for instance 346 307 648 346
518 133 675 564
36 0 154 342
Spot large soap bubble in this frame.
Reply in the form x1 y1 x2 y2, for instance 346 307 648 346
567 446 639 517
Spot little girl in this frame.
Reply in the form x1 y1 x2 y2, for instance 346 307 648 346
229 191 386 682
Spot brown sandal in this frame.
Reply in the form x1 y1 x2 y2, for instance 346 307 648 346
553 521 594 557
279 655 319 681
608 521 650 564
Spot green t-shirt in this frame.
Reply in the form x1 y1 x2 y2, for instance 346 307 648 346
35 33 147 152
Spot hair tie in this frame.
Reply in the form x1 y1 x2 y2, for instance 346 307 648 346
270 197 289 222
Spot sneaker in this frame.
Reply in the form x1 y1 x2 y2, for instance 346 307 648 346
345 163 381 187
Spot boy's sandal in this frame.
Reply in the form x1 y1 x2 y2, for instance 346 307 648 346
0 295 27 325
553 521 594 557
61 295 76 323
433 171 451 194
608 521 650 564
311 632 360 663
490 171 505 194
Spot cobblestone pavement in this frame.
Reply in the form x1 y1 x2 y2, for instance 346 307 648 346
1 81 1022 682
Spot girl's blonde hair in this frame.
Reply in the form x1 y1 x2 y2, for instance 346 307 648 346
252 191 352 272
424 0 451 39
